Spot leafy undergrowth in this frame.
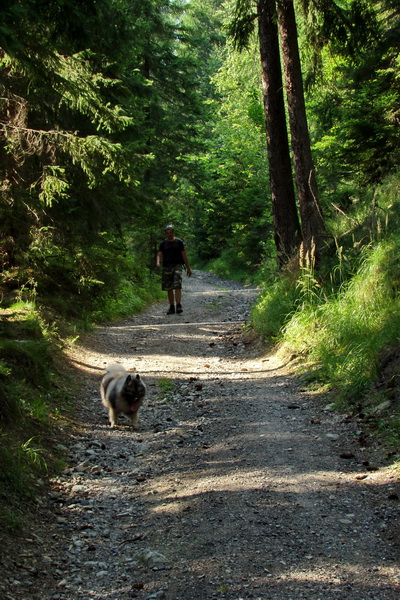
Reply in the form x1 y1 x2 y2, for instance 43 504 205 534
197 247 260 285
0 305 72 533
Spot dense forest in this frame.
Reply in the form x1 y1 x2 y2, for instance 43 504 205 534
0 0 399 524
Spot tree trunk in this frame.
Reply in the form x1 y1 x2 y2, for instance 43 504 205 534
277 0 326 262
257 0 302 267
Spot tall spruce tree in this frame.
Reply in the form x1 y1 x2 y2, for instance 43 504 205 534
257 0 303 264
276 0 326 260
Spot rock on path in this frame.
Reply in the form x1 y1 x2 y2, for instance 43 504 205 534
0 271 399 600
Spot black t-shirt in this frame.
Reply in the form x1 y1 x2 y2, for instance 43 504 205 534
159 238 185 267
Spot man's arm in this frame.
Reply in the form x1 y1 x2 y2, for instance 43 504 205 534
181 251 192 276
156 250 163 268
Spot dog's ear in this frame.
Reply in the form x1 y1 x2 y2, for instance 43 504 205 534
136 374 141 380
125 374 133 382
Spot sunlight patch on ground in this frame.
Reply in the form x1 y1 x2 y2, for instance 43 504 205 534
144 463 380 517
282 563 399 580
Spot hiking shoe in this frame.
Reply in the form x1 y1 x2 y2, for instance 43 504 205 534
167 305 175 314
176 303 183 314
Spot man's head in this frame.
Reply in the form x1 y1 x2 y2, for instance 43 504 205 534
165 225 174 240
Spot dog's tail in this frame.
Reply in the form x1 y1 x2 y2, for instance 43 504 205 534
103 363 127 376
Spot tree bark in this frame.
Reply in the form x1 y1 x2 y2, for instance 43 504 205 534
277 0 326 262
257 0 302 266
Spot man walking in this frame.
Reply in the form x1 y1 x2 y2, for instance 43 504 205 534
156 225 192 314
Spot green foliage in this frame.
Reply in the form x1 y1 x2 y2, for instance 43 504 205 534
251 273 300 339
227 0 258 51
0 431 49 532
291 237 400 397
0 507 23 533
20 437 47 472
0 306 54 427
304 0 400 204
90 272 164 323
157 377 175 402
206 247 259 283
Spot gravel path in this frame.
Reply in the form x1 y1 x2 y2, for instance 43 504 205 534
1 271 399 600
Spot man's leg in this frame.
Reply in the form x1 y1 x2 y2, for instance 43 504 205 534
175 288 183 313
162 268 175 313
167 289 175 313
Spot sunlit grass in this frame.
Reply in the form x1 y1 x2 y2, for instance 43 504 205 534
157 377 175 402
285 239 400 400
251 275 299 339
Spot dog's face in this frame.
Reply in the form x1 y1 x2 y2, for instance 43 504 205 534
123 374 146 403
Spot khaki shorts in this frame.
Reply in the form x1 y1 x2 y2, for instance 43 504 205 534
162 265 183 291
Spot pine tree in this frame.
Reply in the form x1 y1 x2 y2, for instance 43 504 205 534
277 0 326 261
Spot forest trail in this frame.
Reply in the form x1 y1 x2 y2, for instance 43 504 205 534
1 271 399 600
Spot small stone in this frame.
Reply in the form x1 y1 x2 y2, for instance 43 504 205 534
54 444 68 453
144 592 166 600
340 452 355 459
74 461 90 472
137 550 168 568
131 582 144 590
371 400 391 414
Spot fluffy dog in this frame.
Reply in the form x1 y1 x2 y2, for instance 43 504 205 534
100 364 146 428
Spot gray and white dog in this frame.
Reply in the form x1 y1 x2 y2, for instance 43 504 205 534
100 364 146 428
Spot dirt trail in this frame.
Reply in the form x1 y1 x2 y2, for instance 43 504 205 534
1 271 399 600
